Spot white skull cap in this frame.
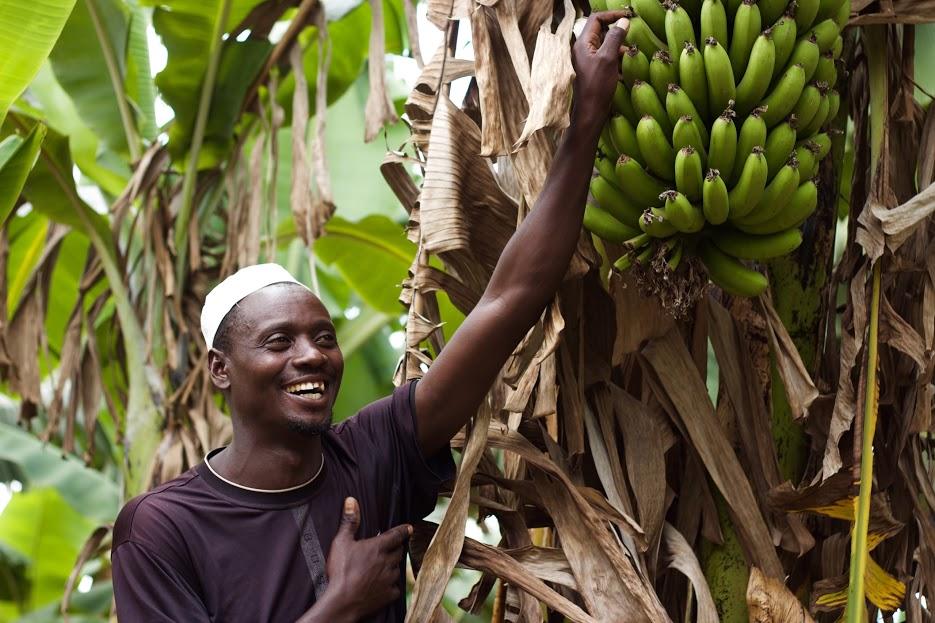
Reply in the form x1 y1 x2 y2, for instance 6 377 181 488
200 263 310 347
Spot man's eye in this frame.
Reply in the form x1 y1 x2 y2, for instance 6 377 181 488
317 333 337 345
267 335 290 345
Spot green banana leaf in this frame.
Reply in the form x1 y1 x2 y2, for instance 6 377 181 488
0 422 119 523
125 0 158 141
149 0 270 166
5 213 49 317
0 124 46 226
0 487 97 611
10 115 115 253
25 64 129 197
0 0 77 127
49 0 130 154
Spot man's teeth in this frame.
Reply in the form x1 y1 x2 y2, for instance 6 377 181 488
285 381 325 395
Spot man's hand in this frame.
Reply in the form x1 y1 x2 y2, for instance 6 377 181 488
571 12 630 134
297 497 411 623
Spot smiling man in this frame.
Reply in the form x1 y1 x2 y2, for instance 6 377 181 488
110 12 629 623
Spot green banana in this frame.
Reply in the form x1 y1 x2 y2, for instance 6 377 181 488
758 0 788 27
636 115 677 181
708 109 738 181
632 80 673 135
622 47 651 87
702 168 730 224
650 51 678 100
639 207 679 237
675 147 704 201
791 84 821 134
710 227 803 259
807 19 840 53
794 141 821 179
605 0 628 9
815 0 846 23
591 174 645 226
731 107 767 183
831 34 844 59
735 179 818 233
759 63 807 127
608 115 643 164
770 16 798 78
727 0 744 20
764 119 797 179
729 0 762 81
666 84 710 143
735 158 800 224
665 1 698 73
584 203 643 242
667 240 684 270
590 0 608 10
727 146 768 219
809 132 832 159
825 88 841 123
704 37 736 115
701 0 729 47
813 52 837 85
834 0 850 27
673 115 709 160
614 83 640 125
698 240 769 296
679 43 711 122
595 157 621 187
784 35 821 82
662 189 705 232
794 0 821 32
616 155 668 207
632 0 668 38
799 86 829 137
599 130 617 160
627 16 667 57
735 30 776 115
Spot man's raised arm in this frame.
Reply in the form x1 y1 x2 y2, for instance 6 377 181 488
415 12 629 456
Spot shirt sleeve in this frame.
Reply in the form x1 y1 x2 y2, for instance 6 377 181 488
112 541 212 623
334 380 456 525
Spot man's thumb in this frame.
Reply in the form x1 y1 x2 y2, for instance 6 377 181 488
602 18 629 51
336 497 360 540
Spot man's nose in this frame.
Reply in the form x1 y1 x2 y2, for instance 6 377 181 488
293 338 328 366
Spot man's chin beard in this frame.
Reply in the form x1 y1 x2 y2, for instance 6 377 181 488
286 415 332 436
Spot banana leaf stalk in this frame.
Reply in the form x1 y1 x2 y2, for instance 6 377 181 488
845 24 888 623
175 0 234 285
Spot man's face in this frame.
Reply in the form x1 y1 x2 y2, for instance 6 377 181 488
211 285 344 436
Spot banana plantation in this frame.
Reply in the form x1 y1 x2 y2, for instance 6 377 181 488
0 0 933 620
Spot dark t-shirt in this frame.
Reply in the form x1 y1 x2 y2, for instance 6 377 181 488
111 381 455 622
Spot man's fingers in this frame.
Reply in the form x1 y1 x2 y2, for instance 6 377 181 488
601 17 629 52
336 497 361 541
376 524 412 551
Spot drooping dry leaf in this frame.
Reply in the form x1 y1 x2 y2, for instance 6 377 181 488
364 0 398 141
425 0 471 30
747 566 816 622
759 294 820 420
513 0 574 149
662 523 718 623
872 181 935 251
610 272 675 362
642 328 784 578
406 394 493 622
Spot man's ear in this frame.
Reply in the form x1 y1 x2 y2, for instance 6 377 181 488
208 349 232 390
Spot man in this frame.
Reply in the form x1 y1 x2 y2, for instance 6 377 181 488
111 12 629 622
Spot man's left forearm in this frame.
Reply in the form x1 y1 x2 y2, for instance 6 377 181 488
481 111 604 331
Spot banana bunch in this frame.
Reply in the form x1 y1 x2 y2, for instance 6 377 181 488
586 0 845 297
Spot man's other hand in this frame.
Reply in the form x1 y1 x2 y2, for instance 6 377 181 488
318 497 411 622
571 11 630 132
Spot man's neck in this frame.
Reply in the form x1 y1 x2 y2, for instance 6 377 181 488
208 435 324 491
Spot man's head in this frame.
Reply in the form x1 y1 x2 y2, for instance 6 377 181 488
202 265 344 437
